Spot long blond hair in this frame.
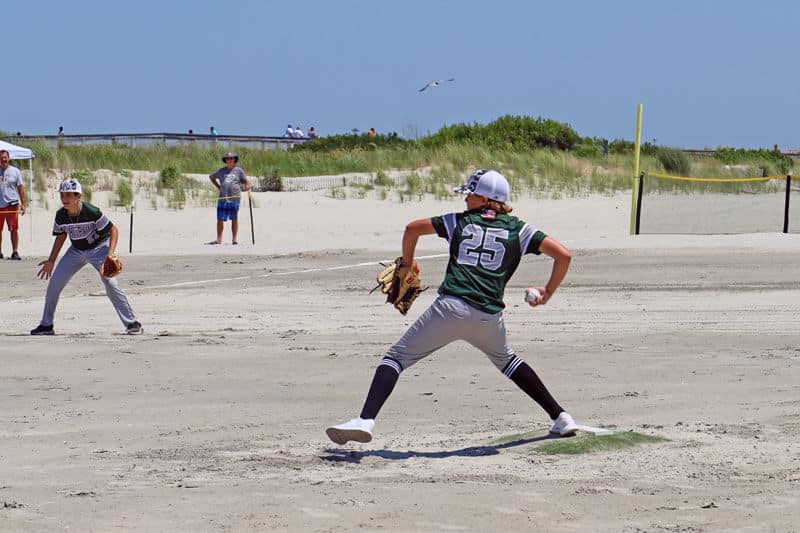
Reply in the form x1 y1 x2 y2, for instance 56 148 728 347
487 199 513 214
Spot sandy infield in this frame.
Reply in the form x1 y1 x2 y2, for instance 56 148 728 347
2 187 799 531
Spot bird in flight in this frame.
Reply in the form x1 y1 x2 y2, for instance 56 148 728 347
418 78 455 92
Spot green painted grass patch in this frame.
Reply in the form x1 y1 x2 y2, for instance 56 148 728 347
534 431 668 455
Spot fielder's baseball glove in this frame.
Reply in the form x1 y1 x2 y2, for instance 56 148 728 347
370 257 426 315
101 254 123 278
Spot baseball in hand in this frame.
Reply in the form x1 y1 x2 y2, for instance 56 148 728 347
525 288 542 306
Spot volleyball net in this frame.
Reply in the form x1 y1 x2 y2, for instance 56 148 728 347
634 172 798 234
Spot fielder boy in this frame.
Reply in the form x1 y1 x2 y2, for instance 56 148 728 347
327 169 578 444
30 178 142 336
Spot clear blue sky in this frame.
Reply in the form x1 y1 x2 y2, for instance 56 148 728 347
4 1 799 149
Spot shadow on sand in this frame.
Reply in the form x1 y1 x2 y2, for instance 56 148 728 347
321 433 562 464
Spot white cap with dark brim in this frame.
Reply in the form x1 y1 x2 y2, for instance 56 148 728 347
58 178 82 194
453 169 510 203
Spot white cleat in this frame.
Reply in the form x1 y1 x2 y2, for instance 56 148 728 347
549 412 579 436
326 417 375 445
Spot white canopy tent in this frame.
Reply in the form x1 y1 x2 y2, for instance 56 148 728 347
0 138 34 160
0 139 36 239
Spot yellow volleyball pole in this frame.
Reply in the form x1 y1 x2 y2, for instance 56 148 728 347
629 103 643 235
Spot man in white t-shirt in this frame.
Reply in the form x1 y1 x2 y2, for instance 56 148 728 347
284 124 295 138
0 149 26 260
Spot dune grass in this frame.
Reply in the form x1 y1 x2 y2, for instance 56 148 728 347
17 137 797 199
21 140 654 197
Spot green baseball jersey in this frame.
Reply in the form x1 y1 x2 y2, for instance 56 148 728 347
53 201 113 250
431 209 547 314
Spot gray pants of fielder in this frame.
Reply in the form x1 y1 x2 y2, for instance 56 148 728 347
383 295 519 375
40 244 137 328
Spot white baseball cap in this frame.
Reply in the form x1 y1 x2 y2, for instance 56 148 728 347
58 178 82 194
453 169 510 203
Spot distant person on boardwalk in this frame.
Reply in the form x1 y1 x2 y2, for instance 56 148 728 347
58 126 64 136
210 126 218 137
285 124 295 138
368 127 376 138
188 129 194 135
308 127 318 139
208 152 250 245
293 126 305 139
0 149 26 260
30 178 143 336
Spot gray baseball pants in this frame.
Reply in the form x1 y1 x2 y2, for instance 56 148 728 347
382 295 522 376
40 244 137 328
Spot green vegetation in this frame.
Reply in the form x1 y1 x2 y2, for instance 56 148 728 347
487 429 668 455
115 178 134 207
256 169 283 192
656 147 692 176
421 115 581 151
533 431 668 455
9 116 796 199
293 132 409 152
157 165 186 209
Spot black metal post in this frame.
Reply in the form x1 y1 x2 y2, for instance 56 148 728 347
784 175 792 234
129 203 134 253
634 172 645 235
248 192 255 245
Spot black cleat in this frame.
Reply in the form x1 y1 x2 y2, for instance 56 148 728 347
126 321 143 335
30 324 55 336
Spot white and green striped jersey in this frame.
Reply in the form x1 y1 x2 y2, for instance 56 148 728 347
431 209 547 314
52 202 113 250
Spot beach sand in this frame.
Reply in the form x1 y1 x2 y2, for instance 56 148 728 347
1 185 799 531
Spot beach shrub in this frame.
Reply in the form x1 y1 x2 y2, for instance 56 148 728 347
609 139 634 155
252 168 283 192
157 165 182 191
657 147 691 176
374 170 394 187
115 179 134 207
422 115 581 151
607 139 659 157
572 142 602 158
157 165 186 209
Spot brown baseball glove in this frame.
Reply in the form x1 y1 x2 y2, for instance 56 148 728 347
101 254 123 278
370 257 426 315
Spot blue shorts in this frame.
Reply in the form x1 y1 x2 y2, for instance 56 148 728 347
217 200 241 221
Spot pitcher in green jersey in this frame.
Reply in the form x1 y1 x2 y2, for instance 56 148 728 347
327 169 579 445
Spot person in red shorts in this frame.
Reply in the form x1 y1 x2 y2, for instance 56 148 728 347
0 149 26 260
